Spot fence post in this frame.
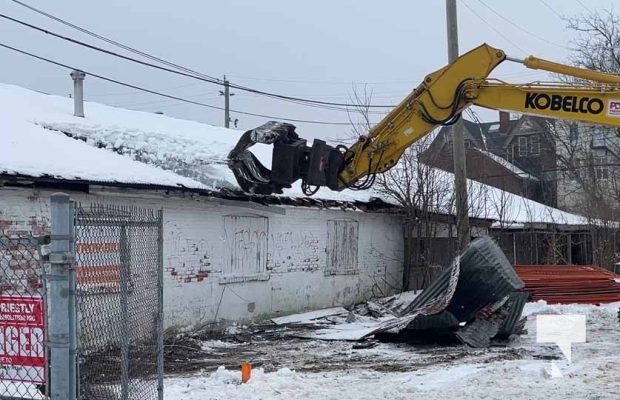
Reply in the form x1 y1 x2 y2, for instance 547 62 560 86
120 225 130 400
157 209 165 400
48 193 77 400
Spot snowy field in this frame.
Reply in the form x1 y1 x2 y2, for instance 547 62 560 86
165 301 620 400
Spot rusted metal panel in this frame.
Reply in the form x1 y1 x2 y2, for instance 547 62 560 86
515 264 620 304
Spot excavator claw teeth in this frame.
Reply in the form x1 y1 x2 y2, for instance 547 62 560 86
227 121 299 195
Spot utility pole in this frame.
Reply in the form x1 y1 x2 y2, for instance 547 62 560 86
219 75 235 128
446 0 470 250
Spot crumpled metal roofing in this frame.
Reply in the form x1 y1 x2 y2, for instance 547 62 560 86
382 237 527 346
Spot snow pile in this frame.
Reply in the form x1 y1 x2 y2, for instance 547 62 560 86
165 301 620 399
0 83 588 224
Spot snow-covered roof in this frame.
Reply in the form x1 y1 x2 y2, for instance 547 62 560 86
0 83 588 225
0 84 205 190
472 148 539 181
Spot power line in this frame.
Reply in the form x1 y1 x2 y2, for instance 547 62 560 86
0 42 361 125
9 0 222 82
475 0 572 50
537 0 564 19
227 74 417 86
575 0 591 13
115 96 221 108
88 83 202 97
5 3 396 109
0 12 389 114
460 1 528 54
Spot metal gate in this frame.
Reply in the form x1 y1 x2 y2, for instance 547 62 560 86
74 202 164 400
1 195 163 400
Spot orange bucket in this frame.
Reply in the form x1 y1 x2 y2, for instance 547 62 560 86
241 362 252 383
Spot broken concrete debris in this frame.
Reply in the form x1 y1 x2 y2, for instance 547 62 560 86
279 237 528 348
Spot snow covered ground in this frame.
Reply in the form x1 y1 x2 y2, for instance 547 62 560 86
165 301 620 400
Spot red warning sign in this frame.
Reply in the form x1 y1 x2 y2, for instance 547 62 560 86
0 296 45 384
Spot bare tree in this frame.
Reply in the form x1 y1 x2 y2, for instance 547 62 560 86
345 86 454 290
527 8 620 269
566 8 620 74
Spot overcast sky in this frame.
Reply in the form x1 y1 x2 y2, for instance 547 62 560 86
0 0 616 140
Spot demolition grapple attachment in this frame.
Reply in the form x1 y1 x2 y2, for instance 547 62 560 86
227 121 345 195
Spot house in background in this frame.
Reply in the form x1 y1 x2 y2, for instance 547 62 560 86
421 112 558 207
553 121 620 216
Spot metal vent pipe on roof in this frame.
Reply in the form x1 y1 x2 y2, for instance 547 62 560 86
70 69 85 117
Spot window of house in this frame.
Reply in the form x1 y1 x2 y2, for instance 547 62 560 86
325 220 359 275
591 131 607 148
488 123 500 132
575 158 588 180
529 135 540 156
594 155 610 180
506 145 515 162
569 123 579 143
518 136 528 156
446 139 454 152
221 215 269 283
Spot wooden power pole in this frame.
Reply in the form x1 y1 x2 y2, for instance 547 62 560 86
220 75 234 128
446 0 471 250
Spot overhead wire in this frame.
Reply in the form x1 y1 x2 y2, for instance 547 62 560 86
8 0 221 81
575 0 592 13
227 74 417 86
0 12 390 114
537 0 565 20
460 1 528 54
88 83 203 97
0 42 360 125
4 3 396 109
476 0 573 50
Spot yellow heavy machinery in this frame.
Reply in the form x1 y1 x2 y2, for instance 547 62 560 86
228 43 620 195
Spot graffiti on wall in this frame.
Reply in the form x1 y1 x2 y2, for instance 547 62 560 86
165 221 212 283
269 231 320 273
223 215 268 277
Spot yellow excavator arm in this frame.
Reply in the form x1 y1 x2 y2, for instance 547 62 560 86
228 43 620 195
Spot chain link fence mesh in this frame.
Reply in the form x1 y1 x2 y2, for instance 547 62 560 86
0 232 46 399
75 204 163 400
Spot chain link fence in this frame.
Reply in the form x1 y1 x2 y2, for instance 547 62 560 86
75 203 163 400
0 231 46 399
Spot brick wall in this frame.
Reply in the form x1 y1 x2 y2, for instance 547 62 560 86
0 191 49 295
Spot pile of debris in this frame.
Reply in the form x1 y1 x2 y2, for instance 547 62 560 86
273 237 528 348
515 264 620 304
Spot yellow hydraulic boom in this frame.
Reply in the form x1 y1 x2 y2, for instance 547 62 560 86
228 43 620 195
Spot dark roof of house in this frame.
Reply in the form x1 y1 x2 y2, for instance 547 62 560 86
436 118 519 151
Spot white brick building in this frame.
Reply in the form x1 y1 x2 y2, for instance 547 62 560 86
0 185 402 329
